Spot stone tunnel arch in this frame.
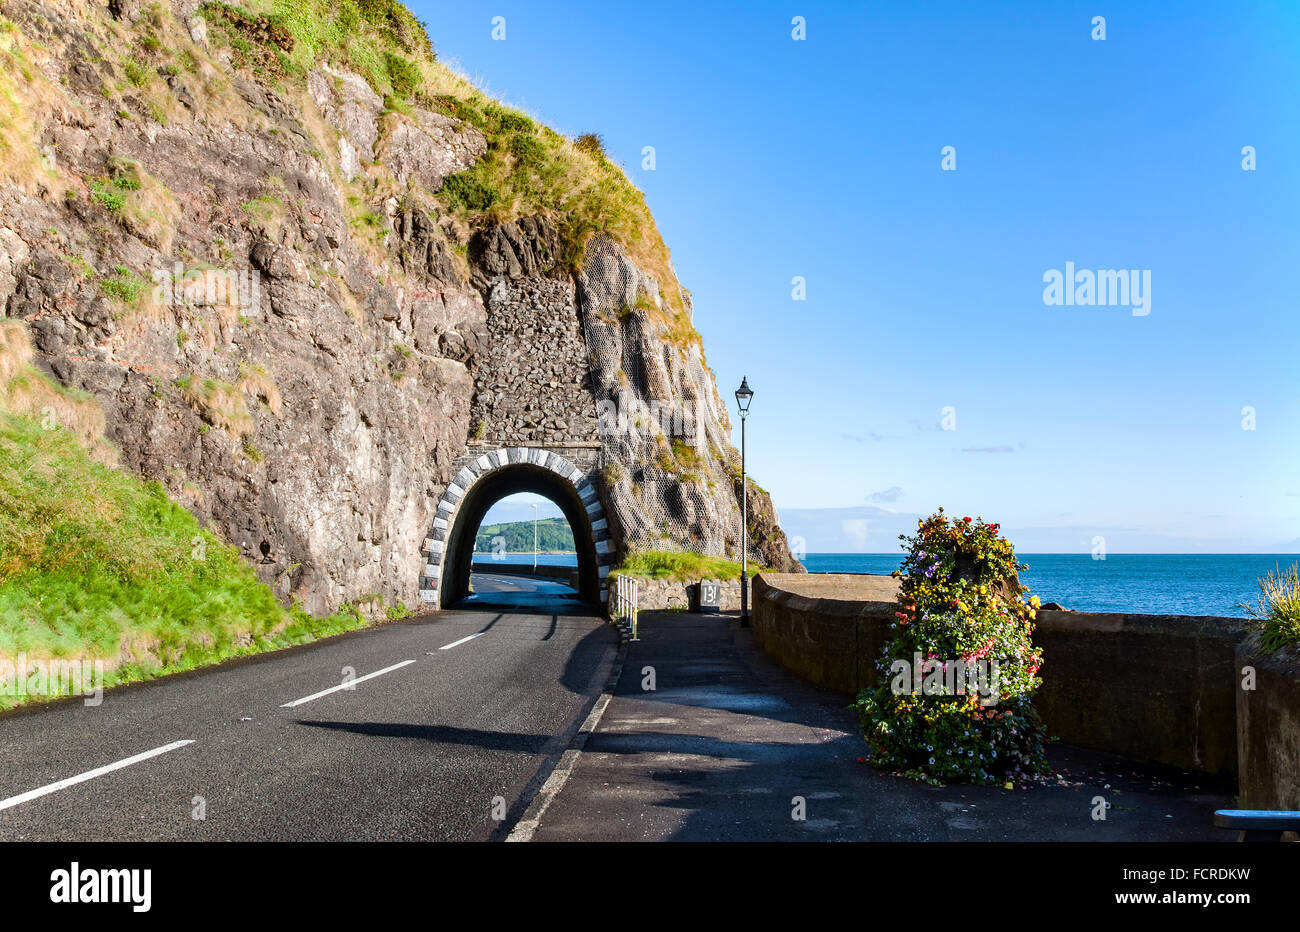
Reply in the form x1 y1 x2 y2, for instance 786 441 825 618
420 448 611 609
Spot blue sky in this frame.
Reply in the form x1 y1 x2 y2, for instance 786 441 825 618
420 1 1300 552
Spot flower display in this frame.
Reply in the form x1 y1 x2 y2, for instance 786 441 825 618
851 508 1048 785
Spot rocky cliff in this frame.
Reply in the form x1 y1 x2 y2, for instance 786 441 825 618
0 0 799 615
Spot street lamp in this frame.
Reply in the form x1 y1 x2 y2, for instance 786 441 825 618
735 377 753 627
532 502 539 572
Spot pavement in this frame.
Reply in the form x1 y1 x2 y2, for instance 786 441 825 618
530 611 1239 842
0 574 615 841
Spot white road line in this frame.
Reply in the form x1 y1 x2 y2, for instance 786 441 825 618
0 740 195 812
439 633 485 651
280 659 416 708
507 642 626 842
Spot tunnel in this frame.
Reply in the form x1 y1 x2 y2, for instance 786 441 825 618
435 460 604 608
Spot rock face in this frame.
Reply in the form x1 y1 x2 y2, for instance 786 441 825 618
0 0 798 616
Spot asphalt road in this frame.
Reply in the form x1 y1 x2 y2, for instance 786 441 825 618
0 579 616 841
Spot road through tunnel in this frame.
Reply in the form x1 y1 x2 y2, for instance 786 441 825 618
421 448 610 610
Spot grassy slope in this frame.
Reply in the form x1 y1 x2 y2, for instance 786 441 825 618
612 550 765 583
0 411 378 708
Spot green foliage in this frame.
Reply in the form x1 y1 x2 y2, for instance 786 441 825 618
385 601 413 620
0 412 371 708
574 132 605 158
100 266 146 304
852 509 1048 785
509 132 546 173
440 170 499 212
1242 563 1300 651
123 59 153 87
90 179 129 212
203 0 431 94
613 550 760 583
488 103 534 135
474 517 575 554
431 94 482 125
382 50 420 99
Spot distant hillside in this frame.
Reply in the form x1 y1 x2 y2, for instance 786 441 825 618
475 517 574 553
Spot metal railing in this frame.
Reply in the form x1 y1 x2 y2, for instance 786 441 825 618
611 574 639 641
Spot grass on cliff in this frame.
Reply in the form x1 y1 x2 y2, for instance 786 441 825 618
0 411 371 709
1242 563 1300 652
613 550 765 583
198 0 696 341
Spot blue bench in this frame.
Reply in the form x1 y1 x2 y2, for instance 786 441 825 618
1214 809 1300 842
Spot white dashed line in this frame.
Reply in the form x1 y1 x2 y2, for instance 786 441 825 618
0 740 195 812
280 660 416 708
439 633 485 651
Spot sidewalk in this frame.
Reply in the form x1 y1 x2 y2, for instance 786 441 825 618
530 612 1237 841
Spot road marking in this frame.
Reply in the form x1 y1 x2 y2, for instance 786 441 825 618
439 633 485 651
507 640 626 842
0 740 195 812
280 659 416 708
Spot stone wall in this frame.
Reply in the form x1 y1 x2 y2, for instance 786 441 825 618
1034 609 1245 776
1235 636 1300 808
615 576 745 612
467 219 601 447
752 573 1250 776
752 573 898 694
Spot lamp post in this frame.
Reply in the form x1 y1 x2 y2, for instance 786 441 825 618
532 502 539 572
735 377 753 627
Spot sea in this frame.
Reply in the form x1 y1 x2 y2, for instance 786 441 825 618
476 552 1298 618
803 553 1298 618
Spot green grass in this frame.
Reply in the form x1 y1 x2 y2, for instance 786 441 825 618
0 412 374 708
1242 563 1300 652
123 59 153 87
90 180 128 212
612 549 764 583
100 266 146 305
440 172 499 212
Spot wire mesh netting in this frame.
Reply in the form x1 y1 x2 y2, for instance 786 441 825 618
578 236 754 561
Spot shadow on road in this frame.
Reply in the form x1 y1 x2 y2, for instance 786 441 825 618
296 720 553 754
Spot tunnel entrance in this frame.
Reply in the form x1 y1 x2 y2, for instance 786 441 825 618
461 492 580 610
421 448 610 610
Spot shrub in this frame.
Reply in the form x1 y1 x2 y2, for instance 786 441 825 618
90 180 128 212
383 50 421 99
574 132 605 159
509 132 546 173
123 60 153 87
851 509 1049 785
487 103 533 135
440 171 499 212
1242 563 1300 651
100 266 146 304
